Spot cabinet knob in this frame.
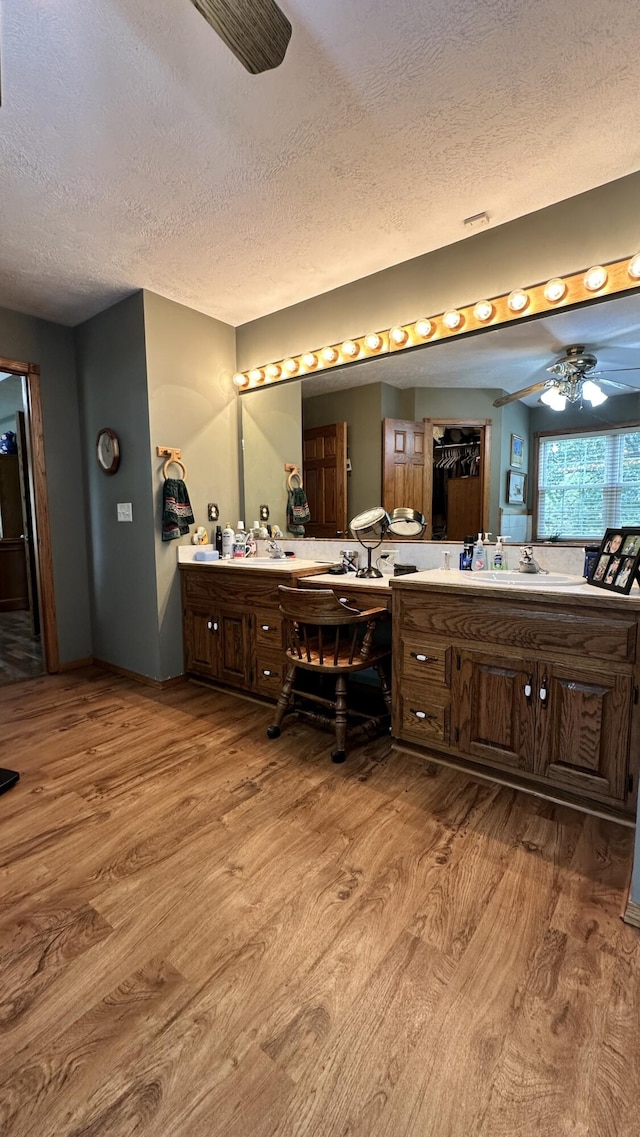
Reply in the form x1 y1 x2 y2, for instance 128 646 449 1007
411 652 437 663
261 624 271 631
207 620 218 632
262 669 274 677
410 708 427 720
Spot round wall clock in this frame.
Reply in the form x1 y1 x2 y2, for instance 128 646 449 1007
96 427 121 475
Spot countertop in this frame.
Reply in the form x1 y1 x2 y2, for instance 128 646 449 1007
390 567 640 609
305 572 392 590
178 556 332 573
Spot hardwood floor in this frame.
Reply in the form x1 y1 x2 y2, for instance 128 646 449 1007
0 610 44 685
0 668 638 1137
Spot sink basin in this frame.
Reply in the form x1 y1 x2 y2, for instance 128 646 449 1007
467 571 580 587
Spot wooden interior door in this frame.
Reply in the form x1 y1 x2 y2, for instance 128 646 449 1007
302 422 348 538
382 419 428 533
16 410 40 635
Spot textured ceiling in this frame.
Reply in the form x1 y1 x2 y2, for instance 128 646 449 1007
1 0 640 327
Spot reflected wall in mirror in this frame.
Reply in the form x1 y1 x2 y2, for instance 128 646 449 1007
240 291 640 542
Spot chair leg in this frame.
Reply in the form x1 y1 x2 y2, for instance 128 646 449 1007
332 674 348 763
267 663 297 739
375 660 392 715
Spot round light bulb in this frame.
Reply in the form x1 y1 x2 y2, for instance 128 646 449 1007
507 289 529 313
628 254 640 280
584 265 608 292
266 364 281 379
233 372 248 388
541 386 567 411
284 358 299 374
342 340 359 358
390 326 408 346
322 347 338 364
443 310 463 330
473 300 493 322
543 278 567 303
302 352 318 368
414 319 433 338
364 333 382 352
249 368 264 383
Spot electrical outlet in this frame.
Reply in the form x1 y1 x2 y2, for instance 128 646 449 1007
117 502 133 522
207 502 219 522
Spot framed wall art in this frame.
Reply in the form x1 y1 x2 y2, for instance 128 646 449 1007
587 527 640 595
506 469 526 505
510 434 524 468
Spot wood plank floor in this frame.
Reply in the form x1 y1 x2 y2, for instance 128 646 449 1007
0 667 638 1137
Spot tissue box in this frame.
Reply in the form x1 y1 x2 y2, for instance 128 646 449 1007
194 549 219 562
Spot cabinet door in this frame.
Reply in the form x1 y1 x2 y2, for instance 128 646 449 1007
217 610 253 688
454 649 536 771
184 604 218 676
535 662 632 802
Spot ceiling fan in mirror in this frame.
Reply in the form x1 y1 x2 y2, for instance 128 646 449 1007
188 0 292 73
493 345 640 411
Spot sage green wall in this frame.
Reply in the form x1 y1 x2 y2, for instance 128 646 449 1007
0 374 23 436
76 293 162 678
530 392 640 435
242 381 302 535
143 291 238 678
303 382 385 520
0 304 91 663
236 171 640 373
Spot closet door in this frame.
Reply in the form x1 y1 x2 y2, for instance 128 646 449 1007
382 419 428 532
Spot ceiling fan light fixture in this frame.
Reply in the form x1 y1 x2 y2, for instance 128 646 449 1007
473 300 494 322
543 278 567 303
541 386 567 411
584 265 608 292
628 254 640 280
507 289 529 313
582 379 608 406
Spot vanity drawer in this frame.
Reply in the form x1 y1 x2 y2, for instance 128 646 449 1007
182 569 283 610
396 593 637 664
254 610 283 647
254 651 285 698
396 682 450 746
400 637 449 685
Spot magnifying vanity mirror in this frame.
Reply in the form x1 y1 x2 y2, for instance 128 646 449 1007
240 290 640 542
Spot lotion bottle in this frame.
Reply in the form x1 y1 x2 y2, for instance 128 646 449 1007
233 520 247 558
471 533 486 571
222 522 234 559
492 535 510 571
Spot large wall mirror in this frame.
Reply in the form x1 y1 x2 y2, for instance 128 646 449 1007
241 290 640 541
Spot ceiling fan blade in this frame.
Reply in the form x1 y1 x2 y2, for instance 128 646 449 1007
599 377 640 391
493 381 549 408
189 0 292 74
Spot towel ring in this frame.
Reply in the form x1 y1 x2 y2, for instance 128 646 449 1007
287 470 302 490
163 457 188 480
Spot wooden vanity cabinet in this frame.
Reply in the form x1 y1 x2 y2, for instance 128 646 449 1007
393 585 639 817
180 563 322 697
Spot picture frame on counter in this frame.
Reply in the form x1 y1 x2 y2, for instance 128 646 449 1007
506 469 526 505
510 433 524 468
587 527 640 595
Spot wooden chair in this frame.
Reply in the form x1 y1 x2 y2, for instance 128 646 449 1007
266 585 392 763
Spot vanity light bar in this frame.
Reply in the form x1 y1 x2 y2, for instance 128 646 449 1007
234 253 640 391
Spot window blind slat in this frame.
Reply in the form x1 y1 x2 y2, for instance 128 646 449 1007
536 428 640 539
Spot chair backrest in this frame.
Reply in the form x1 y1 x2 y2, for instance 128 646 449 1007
278 585 387 667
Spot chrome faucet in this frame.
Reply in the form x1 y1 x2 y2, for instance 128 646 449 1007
519 545 548 574
267 540 285 559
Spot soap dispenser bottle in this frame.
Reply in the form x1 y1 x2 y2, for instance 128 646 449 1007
471 533 486 572
492 535 510 571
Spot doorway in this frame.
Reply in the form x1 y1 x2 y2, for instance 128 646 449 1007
382 417 491 539
0 356 57 684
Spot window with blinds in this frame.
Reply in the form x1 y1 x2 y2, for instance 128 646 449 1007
536 427 640 539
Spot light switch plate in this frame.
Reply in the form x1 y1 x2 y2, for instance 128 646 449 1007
117 502 133 522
